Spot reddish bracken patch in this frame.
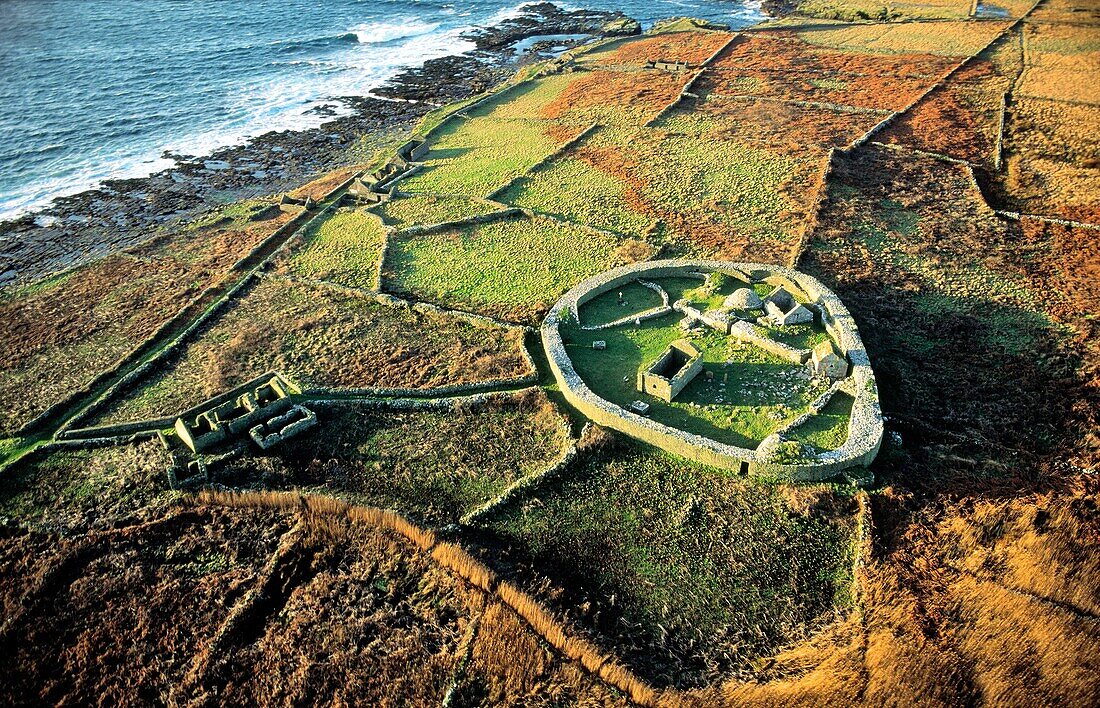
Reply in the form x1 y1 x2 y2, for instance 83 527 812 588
603 31 733 66
704 34 955 111
288 165 365 201
540 70 683 120
880 61 1003 163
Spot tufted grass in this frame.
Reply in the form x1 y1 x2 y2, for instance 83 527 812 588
483 441 860 685
387 215 620 322
279 208 386 291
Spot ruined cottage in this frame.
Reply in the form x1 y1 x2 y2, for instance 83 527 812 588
637 338 703 402
763 286 813 326
810 340 848 379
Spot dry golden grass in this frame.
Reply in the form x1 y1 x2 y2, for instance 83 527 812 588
432 542 497 592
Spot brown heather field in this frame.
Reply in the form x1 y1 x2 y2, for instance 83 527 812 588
0 206 291 436
1 5 1098 706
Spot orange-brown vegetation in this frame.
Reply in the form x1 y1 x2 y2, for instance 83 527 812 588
705 33 956 111
695 97 881 149
880 60 1006 163
540 70 684 121
602 31 732 66
287 165 364 201
0 210 290 435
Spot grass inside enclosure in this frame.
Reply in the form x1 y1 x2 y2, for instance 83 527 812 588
92 276 530 424
579 282 665 327
786 391 855 451
484 442 859 686
387 216 620 323
278 208 386 291
562 309 830 448
373 195 501 227
398 116 566 198
217 391 569 526
500 155 653 236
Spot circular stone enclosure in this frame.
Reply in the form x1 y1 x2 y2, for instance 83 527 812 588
542 260 883 481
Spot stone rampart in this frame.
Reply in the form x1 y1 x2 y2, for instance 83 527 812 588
544 260 883 481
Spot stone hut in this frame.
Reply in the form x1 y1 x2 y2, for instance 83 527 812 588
763 286 813 326
724 288 763 310
810 339 848 379
637 339 703 402
174 374 312 454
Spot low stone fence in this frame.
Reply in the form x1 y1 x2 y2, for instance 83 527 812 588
729 321 809 364
544 260 883 481
395 208 525 237
580 279 671 330
788 147 838 268
58 175 359 435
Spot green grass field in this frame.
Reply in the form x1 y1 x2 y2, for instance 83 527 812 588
387 215 620 321
373 195 501 227
282 208 386 291
398 116 562 198
786 391 855 451
500 156 653 236
484 442 859 680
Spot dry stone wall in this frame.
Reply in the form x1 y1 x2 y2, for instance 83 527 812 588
544 260 883 481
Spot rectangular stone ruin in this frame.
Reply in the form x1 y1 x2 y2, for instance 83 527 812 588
637 338 703 403
763 286 814 326
174 374 297 453
810 339 848 379
249 405 318 451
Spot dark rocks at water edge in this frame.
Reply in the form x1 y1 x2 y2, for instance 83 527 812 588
0 2 643 287
0 97 431 287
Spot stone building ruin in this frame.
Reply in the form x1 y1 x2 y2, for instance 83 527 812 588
637 338 703 402
763 286 814 326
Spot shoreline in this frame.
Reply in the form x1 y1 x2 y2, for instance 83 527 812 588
0 3 645 288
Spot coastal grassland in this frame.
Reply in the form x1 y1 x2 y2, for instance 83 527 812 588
499 153 653 236
480 439 860 686
275 208 386 291
397 115 567 198
562 309 829 448
372 194 501 227
998 98 1100 222
217 390 569 526
386 215 620 323
539 69 686 125
791 18 1012 56
471 72 578 120
625 125 817 256
0 209 291 436
90 276 530 424
0 439 172 530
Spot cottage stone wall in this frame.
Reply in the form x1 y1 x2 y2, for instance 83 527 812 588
544 260 883 481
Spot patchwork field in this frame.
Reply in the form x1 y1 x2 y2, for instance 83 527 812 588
386 215 622 323
91 275 531 423
0 203 291 436
215 390 570 526
1 4 1098 706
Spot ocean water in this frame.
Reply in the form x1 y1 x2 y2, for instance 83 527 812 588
0 0 764 221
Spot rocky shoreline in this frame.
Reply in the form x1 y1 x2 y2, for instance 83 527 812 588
0 3 638 287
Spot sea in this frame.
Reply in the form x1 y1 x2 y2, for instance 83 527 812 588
0 0 764 221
